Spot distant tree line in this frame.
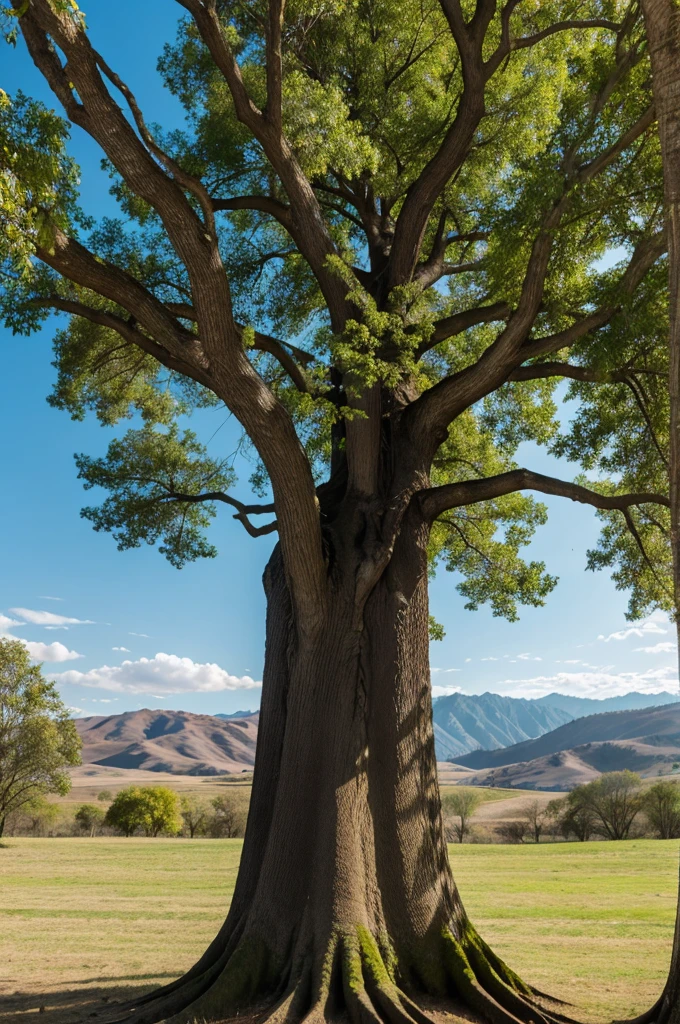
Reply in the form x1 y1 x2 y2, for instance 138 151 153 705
442 773 680 844
2 785 248 839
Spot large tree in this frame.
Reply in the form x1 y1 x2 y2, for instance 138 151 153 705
0 2 674 1022
0 637 81 837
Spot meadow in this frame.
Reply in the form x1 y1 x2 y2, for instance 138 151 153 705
0 838 677 1024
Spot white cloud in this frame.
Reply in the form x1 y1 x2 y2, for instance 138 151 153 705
598 617 667 643
52 652 262 695
39 596 63 602
24 640 83 663
0 613 23 632
481 657 499 662
444 668 460 673
635 641 677 655
432 684 463 698
0 612 82 662
129 632 150 638
68 706 86 716
10 607 94 627
487 665 678 700
112 646 131 652
517 653 542 661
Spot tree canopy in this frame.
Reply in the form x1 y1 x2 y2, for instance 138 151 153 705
0 0 671 625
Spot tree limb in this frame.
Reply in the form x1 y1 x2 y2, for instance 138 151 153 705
30 294 211 387
419 468 669 520
23 0 328 622
175 0 352 329
211 194 293 228
161 490 277 538
419 301 511 354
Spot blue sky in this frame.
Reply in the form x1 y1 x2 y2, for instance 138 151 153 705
1 4 677 718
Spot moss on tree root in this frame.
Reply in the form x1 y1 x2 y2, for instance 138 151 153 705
111 920 577 1024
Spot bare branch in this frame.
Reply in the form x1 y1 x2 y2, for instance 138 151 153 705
419 301 511 354
521 229 667 360
30 294 211 387
161 490 277 538
35 229 209 377
486 17 621 75
163 301 316 390
211 194 293 228
419 468 669 521
175 0 351 328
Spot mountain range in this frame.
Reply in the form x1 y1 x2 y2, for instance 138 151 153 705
75 708 259 775
72 690 680 780
431 690 678 760
455 701 680 789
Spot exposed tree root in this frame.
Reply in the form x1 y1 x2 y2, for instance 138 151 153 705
101 919 579 1024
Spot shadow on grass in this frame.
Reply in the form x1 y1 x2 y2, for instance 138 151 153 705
0 978 177 1024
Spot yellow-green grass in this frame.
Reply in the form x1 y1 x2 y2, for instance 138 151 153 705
438 784 524 803
0 838 676 1023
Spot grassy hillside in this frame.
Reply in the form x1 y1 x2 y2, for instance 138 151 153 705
0 838 676 1023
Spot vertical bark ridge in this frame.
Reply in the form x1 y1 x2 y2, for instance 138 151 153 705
104 529 571 1024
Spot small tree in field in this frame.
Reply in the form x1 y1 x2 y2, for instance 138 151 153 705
577 771 644 841
442 788 482 843
0 638 81 837
75 802 105 837
547 795 596 843
1 1 676 1020
180 794 210 838
209 795 246 838
643 780 680 840
521 800 549 844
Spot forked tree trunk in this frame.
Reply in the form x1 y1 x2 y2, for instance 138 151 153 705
114 518 569 1024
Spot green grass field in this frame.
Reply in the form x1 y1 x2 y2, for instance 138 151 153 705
1 838 677 1023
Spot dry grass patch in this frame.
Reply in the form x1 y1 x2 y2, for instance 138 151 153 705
0 837 676 1024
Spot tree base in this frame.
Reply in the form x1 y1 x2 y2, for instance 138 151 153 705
105 922 576 1024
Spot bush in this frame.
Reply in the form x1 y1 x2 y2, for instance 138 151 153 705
104 786 182 837
75 803 106 837
496 820 529 844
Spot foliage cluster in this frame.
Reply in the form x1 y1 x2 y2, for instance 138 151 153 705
0 637 81 836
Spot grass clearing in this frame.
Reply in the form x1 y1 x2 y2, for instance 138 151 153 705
1 838 676 1023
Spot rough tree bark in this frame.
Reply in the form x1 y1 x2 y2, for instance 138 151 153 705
635 4 680 1024
113 514 570 1024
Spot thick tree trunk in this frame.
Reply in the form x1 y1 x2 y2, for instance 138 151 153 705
636 5 680 1024
113 521 568 1024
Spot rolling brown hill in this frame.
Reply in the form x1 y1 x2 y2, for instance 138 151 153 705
75 708 259 775
457 701 680 770
455 701 680 790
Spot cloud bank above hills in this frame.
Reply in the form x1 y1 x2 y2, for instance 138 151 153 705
53 652 262 694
